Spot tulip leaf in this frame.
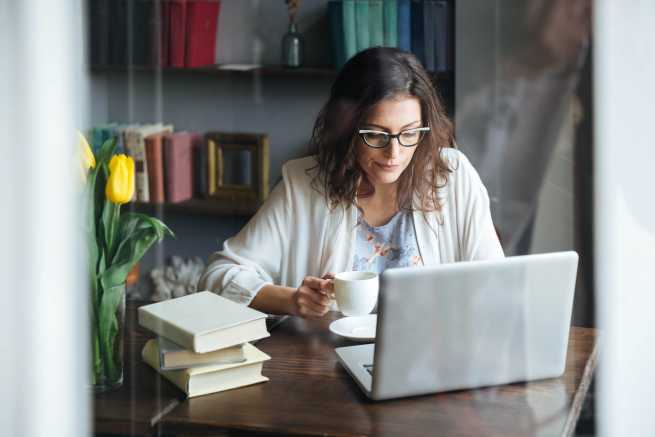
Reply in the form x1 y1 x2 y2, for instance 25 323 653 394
95 137 118 167
97 283 124 382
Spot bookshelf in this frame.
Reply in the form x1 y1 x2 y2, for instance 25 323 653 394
131 199 259 217
89 64 452 81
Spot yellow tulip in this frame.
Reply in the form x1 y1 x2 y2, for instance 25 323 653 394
106 154 135 204
78 131 96 171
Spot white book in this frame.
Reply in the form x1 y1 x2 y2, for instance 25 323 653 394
138 291 270 353
158 337 246 370
124 123 173 202
143 340 270 398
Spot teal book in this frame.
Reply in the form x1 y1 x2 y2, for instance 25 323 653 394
355 0 370 52
369 0 384 47
342 0 357 62
383 0 398 47
328 1 346 68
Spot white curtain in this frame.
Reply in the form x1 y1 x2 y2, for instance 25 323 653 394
0 1 89 436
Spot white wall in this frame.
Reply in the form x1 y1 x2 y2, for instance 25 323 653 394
594 1 655 435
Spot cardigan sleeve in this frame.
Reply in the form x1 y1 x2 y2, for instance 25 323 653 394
451 150 505 261
198 179 290 305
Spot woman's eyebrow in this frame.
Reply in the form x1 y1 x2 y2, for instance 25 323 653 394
362 120 421 131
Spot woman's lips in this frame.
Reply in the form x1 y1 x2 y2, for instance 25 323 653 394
375 162 400 171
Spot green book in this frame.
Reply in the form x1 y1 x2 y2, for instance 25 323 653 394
369 0 384 47
383 0 398 47
342 0 357 62
355 0 370 52
328 1 346 68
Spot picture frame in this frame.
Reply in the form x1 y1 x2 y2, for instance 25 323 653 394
204 132 270 209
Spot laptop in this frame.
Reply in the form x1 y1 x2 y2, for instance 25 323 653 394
335 251 579 401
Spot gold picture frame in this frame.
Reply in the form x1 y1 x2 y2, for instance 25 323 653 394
205 132 270 209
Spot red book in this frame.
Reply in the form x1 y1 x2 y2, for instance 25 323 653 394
169 0 187 68
145 134 166 203
158 0 171 67
163 132 196 203
185 0 220 68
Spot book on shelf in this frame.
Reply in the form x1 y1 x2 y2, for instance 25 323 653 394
157 336 246 370
163 131 198 203
397 0 411 52
423 0 436 72
124 124 174 202
169 0 188 67
142 340 270 398
328 1 346 69
383 0 398 48
138 291 270 353
342 0 357 62
434 0 452 72
410 0 425 66
144 133 166 203
192 136 209 198
185 0 221 68
369 0 384 48
355 0 370 52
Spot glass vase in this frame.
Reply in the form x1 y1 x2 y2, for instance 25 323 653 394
91 283 126 392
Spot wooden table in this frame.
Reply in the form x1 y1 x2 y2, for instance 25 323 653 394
95 303 598 436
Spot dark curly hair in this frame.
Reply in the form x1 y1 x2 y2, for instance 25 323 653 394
309 47 454 213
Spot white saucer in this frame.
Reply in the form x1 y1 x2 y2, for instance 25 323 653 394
329 314 377 341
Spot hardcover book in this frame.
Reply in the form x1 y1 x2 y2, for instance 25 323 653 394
355 0 370 52
142 340 270 398
342 0 358 62
369 0 384 48
138 291 270 353
163 131 196 203
157 337 245 370
145 133 166 203
169 0 188 67
185 0 221 67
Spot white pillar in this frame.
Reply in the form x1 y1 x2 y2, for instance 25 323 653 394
594 1 655 435
0 1 89 436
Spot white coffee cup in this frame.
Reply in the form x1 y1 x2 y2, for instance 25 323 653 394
334 271 379 316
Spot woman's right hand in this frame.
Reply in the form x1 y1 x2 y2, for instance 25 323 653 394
292 276 332 318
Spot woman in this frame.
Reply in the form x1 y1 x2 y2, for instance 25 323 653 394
198 47 503 318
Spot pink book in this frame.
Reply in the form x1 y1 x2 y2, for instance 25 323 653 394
163 132 197 203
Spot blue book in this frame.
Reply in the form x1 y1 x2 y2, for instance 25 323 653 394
410 0 425 66
328 1 346 68
397 0 411 51
424 0 436 71
434 0 451 72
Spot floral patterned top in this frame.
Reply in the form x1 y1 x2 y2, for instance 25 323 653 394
352 210 424 274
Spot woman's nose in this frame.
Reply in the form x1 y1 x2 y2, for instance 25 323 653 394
384 138 401 159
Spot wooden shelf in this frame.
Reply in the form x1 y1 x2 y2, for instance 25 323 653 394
129 198 259 217
90 64 339 78
89 64 453 80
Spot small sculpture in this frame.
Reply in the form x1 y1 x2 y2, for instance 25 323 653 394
150 256 206 301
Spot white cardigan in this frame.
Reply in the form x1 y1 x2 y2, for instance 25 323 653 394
198 148 504 305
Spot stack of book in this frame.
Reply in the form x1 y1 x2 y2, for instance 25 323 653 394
328 0 452 72
88 0 221 68
138 291 271 398
87 124 204 204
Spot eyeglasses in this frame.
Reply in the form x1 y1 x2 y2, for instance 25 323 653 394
358 127 430 148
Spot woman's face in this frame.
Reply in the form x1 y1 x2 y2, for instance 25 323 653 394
356 96 422 189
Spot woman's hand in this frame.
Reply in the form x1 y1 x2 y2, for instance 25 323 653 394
293 275 333 319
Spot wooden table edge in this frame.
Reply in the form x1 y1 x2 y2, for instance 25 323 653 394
562 333 599 437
